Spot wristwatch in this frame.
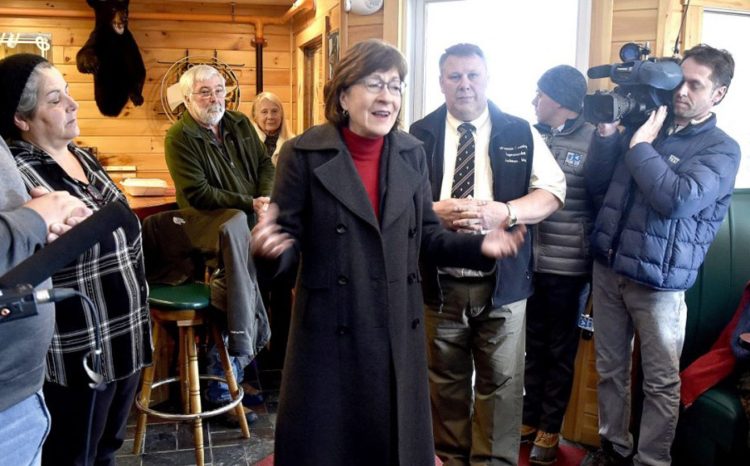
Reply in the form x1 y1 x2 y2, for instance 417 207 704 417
505 201 518 229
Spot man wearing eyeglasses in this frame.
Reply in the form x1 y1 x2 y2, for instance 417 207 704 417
410 43 566 466
166 64 275 224
164 64 274 427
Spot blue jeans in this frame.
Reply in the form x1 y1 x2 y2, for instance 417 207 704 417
0 391 50 466
592 262 687 466
206 334 251 403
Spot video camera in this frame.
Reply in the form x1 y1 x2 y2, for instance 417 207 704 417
584 43 683 126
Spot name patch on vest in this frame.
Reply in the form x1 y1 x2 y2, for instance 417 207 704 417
565 151 583 167
668 154 681 165
498 144 528 164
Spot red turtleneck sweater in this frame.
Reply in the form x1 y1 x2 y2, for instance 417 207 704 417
343 127 384 220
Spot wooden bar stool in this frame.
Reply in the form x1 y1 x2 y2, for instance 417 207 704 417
132 283 250 466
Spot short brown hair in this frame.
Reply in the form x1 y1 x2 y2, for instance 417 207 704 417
323 39 407 127
682 43 734 102
439 43 486 76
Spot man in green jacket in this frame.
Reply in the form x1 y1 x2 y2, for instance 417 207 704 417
165 64 275 426
165 64 274 227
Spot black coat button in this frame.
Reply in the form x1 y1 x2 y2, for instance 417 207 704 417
336 325 350 335
337 275 349 285
407 273 417 284
412 318 420 329
336 224 347 234
408 227 417 238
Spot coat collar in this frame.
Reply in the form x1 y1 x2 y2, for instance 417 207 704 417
381 135 421 231
534 114 587 137
293 124 421 231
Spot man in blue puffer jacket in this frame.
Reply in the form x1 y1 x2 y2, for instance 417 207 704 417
581 44 741 466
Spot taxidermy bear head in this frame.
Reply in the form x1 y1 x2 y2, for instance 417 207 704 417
77 0 146 117
93 0 129 35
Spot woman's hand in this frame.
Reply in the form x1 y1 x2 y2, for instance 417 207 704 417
480 224 526 259
251 203 294 258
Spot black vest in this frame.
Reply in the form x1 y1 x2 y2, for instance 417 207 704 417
410 102 535 306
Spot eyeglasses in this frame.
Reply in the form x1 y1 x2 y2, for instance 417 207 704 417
192 87 227 100
357 78 406 96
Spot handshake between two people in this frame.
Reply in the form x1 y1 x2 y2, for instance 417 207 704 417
250 199 526 261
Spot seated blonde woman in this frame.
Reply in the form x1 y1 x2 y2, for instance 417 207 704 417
251 91 294 165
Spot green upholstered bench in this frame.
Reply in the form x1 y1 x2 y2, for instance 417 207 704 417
672 188 750 465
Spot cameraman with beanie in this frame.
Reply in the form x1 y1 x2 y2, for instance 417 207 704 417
582 44 740 466
522 65 595 465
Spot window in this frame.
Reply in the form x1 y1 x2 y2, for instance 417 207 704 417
702 9 750 188
407 0 590 124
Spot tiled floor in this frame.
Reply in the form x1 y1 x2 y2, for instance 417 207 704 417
115 365 591 466
116 367 281 466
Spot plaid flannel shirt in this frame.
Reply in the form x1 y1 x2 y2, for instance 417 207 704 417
11 140 152 386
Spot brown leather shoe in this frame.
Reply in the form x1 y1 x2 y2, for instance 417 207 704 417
529 431 559 465
520 424 537 444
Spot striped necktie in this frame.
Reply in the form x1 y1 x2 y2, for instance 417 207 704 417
451 123 476 198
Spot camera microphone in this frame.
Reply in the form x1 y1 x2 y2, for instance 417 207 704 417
0 285 77 323
32 287 78 304
587 64 613 79
0 200 136 323
0 200 135 289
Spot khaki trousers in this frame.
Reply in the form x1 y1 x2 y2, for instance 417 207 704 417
425 275 527 466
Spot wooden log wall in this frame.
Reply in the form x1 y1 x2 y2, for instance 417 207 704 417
342 7 385 52
676 0 750 49
0 0 294 185
588 0 750 87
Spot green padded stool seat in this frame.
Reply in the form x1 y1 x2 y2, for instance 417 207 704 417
148 283 211 310
133 282 250 466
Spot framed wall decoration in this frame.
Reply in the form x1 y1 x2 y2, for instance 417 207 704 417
327 30 339 80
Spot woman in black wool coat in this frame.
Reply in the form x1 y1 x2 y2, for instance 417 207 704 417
251 39 526 466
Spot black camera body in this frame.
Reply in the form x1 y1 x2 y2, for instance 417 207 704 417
584 43 683 126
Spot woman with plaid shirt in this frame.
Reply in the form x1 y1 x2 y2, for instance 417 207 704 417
0 54 151 466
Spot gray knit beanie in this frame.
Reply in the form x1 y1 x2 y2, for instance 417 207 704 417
537 65 587 113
